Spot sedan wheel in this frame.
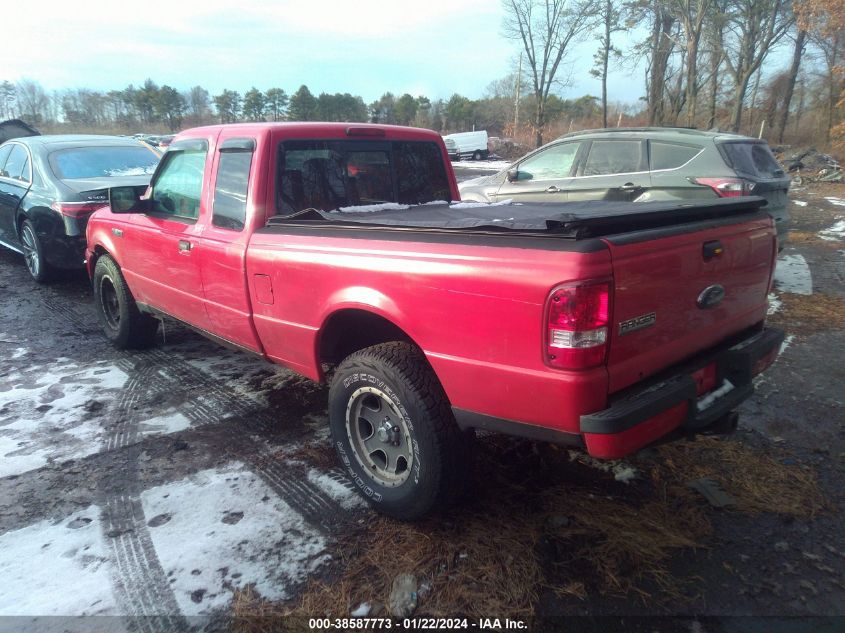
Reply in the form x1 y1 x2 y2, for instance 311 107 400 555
20 220 51 283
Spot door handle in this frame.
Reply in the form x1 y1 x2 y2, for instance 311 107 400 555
178 240 192 252
546 186 561 193
111 228 123 237
619 182 639 192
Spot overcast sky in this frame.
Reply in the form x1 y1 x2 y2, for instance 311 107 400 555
4 0 649 104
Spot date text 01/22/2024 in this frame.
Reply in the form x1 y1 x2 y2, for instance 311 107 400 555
308 618 528 630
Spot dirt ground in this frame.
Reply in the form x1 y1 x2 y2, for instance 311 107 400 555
0 178 843 632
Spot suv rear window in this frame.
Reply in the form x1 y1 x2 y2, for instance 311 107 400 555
276 140 451 214
650 142 701 170
718 142 784 179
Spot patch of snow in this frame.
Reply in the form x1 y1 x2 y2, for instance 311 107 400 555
0 505 118 615
824 197 845 207
449 199 517 209
140 462 329 615
350 602 372 617
774 253 813 295
105 166 155 177
566 450 639 484
792 200 808 207
451 160 512 172
767 293 782 316
819 220 845 241
779 334 795 355
0 359 129 478
10 347 27 360
307 469 365 510
337 202 410 213
696 379 735 411
138 410 192 436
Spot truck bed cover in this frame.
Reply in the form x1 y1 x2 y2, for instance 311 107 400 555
266 197 767 239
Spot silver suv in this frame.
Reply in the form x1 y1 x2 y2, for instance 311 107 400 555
458 127 790 240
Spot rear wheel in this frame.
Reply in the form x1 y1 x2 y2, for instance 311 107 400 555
20 220 53 283
93 255 159 349
472 150 483 161
328 342 471 520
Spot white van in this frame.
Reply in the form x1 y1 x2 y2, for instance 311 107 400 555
443 130 489 161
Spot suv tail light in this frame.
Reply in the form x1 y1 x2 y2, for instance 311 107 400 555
545 280 610 370
692 177 755 198
51 201 106 218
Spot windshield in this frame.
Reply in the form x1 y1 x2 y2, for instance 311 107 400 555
49 145 160 179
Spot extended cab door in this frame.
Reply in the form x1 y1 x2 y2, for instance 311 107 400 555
565 139 651 201
117 138 213 330
195 134 264 352
493 141 582 202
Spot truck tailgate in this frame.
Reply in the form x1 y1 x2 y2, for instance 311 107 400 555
604 215 776 394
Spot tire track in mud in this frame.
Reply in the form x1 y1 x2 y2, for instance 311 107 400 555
38 298 357 622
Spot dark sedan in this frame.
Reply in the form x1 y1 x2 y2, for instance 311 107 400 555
0 135 160 281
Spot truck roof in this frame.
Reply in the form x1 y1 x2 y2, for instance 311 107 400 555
176 121 443 142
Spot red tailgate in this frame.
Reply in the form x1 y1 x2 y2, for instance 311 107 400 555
603 216 776 393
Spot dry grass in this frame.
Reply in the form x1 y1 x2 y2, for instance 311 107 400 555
229 435 827 626
652 436 827 518
787 231 844 249
768 292 845 333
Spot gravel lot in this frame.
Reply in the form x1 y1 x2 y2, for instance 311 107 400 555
0 179 843 630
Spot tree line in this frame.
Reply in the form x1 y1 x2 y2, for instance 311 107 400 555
1 0 842 150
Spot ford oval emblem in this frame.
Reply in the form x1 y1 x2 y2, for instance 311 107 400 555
697 284 725 309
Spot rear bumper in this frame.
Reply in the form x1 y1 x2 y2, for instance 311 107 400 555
580 327 785 458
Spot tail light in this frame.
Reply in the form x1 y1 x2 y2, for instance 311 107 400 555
692 177 755 198
51 201 106 218
545 280 611 370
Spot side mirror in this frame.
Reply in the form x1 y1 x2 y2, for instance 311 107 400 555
507 169 519 182
109 186 148 214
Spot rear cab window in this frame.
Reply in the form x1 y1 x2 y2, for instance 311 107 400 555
276 140 451 214
718 142 785 179
649 141 702 170
149 140 208 221
212 138 255 231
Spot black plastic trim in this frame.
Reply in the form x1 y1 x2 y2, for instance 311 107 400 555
453 408 585 446
580 327 784 435
604 210 769 246
257 223 609 252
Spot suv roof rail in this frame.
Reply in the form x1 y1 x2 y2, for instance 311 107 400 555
558 126 716 140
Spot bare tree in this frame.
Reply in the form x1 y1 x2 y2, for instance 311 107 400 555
641 0 677 125
703 2 728 129
591 0 625 128
15 80 51 125
670 0 713 126
776 27 807 142
723 0 794 132
502 0 598 146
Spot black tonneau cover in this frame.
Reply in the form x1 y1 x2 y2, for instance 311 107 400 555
266 197 767 239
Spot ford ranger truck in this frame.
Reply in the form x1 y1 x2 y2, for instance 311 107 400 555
85 123 784 520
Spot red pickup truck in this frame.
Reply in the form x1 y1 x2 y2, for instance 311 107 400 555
86 122 784 519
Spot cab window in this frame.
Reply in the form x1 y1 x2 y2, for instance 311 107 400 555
516 142 580 180
150 142 208 220
583 140 645 176
212 142 254 231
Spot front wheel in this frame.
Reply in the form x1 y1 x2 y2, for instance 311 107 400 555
93 255 159 349
328 342 471 520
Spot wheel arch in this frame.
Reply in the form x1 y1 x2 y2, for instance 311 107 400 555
317 308 421 370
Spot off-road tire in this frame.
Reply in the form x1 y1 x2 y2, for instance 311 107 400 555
329 342 471 520
20 220 53 283
93 255 159 349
